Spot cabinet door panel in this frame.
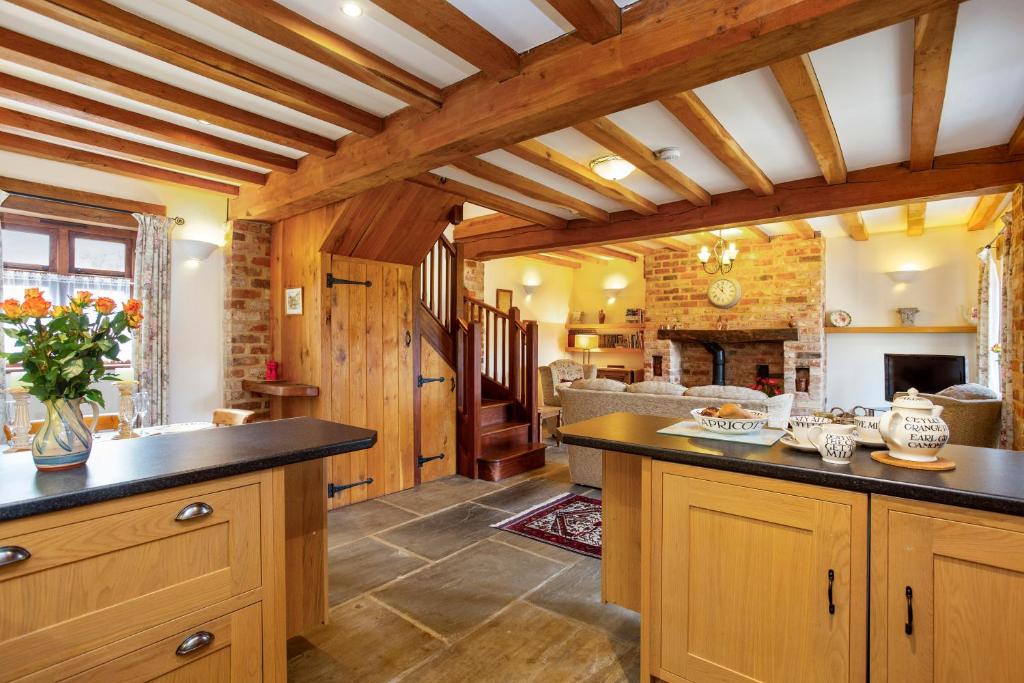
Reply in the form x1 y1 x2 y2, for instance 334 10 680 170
419 338 456 482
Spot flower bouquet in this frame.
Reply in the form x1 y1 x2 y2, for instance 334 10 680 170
750 376 783 398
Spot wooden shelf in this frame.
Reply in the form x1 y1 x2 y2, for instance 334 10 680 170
242 380 320 397
825 326 977 334
567 347 644 353
565 322 644 330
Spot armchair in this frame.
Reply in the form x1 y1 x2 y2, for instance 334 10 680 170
539 359 597 407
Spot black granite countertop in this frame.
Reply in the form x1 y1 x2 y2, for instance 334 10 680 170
560 412 1024 517
0 417 376 522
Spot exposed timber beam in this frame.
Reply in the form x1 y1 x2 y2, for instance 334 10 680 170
0 28 344 152
615 242 659 255
575 118 710 205
185 0 442 112
0 175 165 215
528 254 581 269
546 0 621 43
1009 117 1024 156
788 220 816 238
909 6 958 171
454 214 532 240
408 173 566 229
579 245 637 262
0 73 297 173
746 226 772 242
460 145 1023 259
906 202 926 236
0 108 266 185
451 157 610 222
0 130 239 195
837 212 868 241
652 237 689 252
370 0 519 81
231 0 956 221
660 92 774 196
554 250 605 264
7 0 382 131
771 54 847 184
505 140 657 215
967 193 1009 231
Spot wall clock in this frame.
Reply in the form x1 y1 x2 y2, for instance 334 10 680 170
708 278 741 309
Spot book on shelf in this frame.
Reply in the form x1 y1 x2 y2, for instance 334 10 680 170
567 329 645 349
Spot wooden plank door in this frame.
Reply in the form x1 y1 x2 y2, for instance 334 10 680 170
874 497 1024 683
647 462 867 683
326 256 415 508
419 338 456 482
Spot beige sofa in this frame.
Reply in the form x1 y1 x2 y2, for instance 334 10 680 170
893 391 1002 448
560 385 794 488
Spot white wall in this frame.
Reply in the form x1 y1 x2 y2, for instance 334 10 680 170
1 151 227 423
568 257 646 370
824 224 998 409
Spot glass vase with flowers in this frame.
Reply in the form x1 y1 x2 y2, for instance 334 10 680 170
0 289 142 470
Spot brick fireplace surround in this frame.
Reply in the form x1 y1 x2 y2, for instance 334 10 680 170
642 235 826 412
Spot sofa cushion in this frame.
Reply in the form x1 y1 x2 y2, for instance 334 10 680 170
685 385 768 400
936 383 1000 400
570 378 627 392
626 381 687 396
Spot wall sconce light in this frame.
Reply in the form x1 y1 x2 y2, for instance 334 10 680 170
886 269 919 283
522 283 538 301
604 286 624 304
176 239 220 268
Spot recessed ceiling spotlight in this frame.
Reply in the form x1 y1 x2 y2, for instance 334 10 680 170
341 2 363 17
589 154 636 181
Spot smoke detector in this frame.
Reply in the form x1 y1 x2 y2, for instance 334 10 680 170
655 147 681 161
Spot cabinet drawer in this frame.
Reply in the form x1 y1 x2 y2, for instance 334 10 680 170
0 480 263 681
63 603 262 683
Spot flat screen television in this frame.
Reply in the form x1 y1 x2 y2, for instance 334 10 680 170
883 354 966 401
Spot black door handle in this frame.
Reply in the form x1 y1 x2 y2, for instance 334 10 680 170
827 569 835 615
905 586 913 635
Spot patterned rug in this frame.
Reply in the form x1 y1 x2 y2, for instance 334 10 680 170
493 493 602 558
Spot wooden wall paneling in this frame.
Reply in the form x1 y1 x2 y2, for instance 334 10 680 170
328 256 352 509
381 264 402 493
399 265 416 490
419 338 457 482
347 261 369 505
363 261 385 500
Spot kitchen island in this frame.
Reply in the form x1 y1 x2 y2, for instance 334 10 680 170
0 417 375 682
561 412 1024 683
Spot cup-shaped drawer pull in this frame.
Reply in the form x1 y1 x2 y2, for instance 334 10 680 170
176 630 215 656
175 502 213 522
0 545 31 567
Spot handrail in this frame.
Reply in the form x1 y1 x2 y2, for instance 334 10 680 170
463 295 507 319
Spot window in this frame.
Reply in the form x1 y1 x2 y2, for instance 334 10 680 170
2 216 135 368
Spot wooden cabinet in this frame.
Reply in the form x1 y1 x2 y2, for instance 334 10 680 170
596 367 643 383
644 462 867 683
871 496 1024 683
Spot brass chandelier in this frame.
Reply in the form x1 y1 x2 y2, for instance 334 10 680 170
697 230 739 275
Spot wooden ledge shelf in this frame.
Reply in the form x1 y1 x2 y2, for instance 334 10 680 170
566 347 643 353
566 322 645 330
825 326 977 334
242 380 320 397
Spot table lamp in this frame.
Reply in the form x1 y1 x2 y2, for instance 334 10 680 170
575 334 599 365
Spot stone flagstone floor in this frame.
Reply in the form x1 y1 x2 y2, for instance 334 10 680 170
287 444 641 682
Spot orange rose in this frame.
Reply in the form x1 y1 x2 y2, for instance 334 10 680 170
22 294 51 318
123 299 143 316
23 288 42 299
127 312 144 329
73 291 94 305
95 297 116 314
2 298 23 318
51 305 68 317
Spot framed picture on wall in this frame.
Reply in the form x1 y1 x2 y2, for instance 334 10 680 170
285 287 303 315
496 288 513 313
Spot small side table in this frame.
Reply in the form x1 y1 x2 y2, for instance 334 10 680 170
538 405 562 446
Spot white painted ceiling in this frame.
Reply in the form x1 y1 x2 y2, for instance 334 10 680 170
0 0 1018 240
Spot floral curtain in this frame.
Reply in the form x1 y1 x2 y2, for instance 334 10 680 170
976 248 992 387
997 188 1020 449
0 191 7 426
132 213 173 426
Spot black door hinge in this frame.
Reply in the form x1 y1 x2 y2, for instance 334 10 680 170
417 375 445 387
327 478 373 497
326 273 372 288
417 453 445 467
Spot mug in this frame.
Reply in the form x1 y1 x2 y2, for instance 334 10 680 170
807 425 857 465
854 414 883 444
786 415 832 445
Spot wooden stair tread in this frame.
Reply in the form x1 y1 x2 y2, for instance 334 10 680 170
477 441 546 463
481 398 513 407
481 420 530 435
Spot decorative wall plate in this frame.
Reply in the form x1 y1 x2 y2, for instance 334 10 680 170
829 310 852 327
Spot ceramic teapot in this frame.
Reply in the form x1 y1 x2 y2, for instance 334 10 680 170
877 388 949 462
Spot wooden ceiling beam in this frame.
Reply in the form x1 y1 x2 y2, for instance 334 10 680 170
906 202 926 236
0 72 297 173
746 226 772 242
553 250 605 264
371 0 519 81
0 107 266 185
7 0 381 132
0 130 239 195
528 254 581 269
651 238 689 252
0 28 343 153
579 245 637 262
574 118 710 206
460 145 1023 258
909 6 958 171
454 214 533 240
770 54 847 184
0 196 138 230
0 175 165 215
837 212 868 241
231 0 952 221
546 0 621 43
185 0 442 112
1009 117 1024 156
451 157 610 222
407 173 566 229
787 220 816 238
660 92 774 196
967 193 1009 231
614 242 659 255
505 140 657 215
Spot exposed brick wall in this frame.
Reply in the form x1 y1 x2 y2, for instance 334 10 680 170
464 258 485 301
223 219 272 418
643 235 826 411
1009 187 1023 449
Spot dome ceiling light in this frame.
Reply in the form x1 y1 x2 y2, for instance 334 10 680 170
589 154 636 181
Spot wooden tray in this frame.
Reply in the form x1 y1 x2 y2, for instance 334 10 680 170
871 451 956 471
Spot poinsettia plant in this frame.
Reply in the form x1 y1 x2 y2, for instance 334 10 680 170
0 289 143 406
751 376 783 397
